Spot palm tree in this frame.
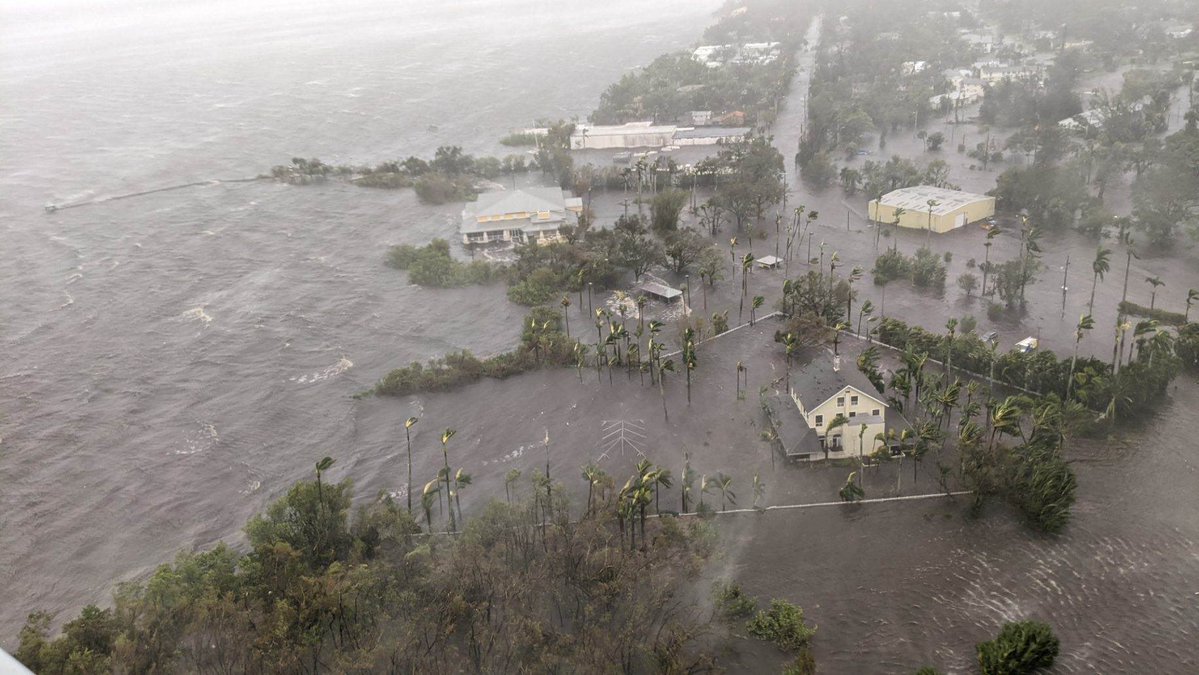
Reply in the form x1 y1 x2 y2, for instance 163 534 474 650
440 428 457 532
750 295 765 325
944 318 958 381
857 300 874 336
453 468 471 526
1067 314 1094 399
831 321 850 356
981 227 1001 296
682 328 697 404
404 417 418 513
681 453 697 513
658 358 676 421
925 199 941 246
1145 275 1165 310
1187 288 1199 323
739 253 754 322
713 472 736 511
988 397 1023 455
314 456 335 512
825 413 850 460
1089 247 1111 314
420 479 440 531
645 464 673 514
752 473 766 510
891 207 906 251
857 423 869 467
560 295 572 338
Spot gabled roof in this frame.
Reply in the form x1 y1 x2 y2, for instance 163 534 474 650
472 187 567 219
637 281 682 301
764 394 820 457
790 347 886 411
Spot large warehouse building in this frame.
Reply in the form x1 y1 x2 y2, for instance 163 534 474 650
867 185 995 234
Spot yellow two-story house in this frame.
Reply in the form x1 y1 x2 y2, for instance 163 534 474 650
460 187 583 245
765 350 904 462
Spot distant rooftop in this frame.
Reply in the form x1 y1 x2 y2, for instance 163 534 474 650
575 122 678 137
876 186 993 216
673 126 750 139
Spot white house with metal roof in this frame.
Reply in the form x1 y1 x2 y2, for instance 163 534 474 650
867 185 995 234
460 187 582 245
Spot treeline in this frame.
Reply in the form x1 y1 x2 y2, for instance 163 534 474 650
373 307 571 397
14 466 734 673
875 316 1181 426
268 122 578 204
799 0 976 183
591 0 808 127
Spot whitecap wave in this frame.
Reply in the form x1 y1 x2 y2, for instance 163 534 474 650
181 307 213 325
482 444 527 467
66 272 83 285
175 422 220 455
290 356 353 384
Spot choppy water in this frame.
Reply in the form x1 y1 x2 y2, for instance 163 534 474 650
0 0 722 643
2 1 1198 670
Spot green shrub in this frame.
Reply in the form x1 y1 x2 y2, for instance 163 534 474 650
386 239 502 288
499 131 540 146
976 620 1059 675
911 247 947 290
746 599 816 652
782 646 817 675
507 267 563 306
872 249 911 285
712 580 757 620
1006 440 1077 533
413 172 476 204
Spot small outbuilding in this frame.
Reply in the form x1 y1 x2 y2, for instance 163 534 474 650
867 185 995 234
756 255 782 270
637 281 683 303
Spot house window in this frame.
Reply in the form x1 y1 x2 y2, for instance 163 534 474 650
815 415 823 426
836 397 845 407
849 412 856 418
851 395 859 405
872 409 880 417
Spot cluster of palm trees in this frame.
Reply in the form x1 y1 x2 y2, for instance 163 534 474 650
399 417 473 534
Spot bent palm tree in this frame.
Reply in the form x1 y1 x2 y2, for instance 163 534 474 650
420 479 440 532
404 417 418 513
1089 247 1111 314
440 428 457 532
1067 314 1094 399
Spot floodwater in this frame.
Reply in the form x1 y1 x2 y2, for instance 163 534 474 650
0 0 724 644
2 1 1198 670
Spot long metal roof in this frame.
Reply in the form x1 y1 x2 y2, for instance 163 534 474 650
874 185 993 216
